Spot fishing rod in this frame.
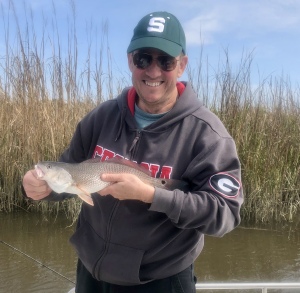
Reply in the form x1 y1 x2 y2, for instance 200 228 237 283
0 239 75 285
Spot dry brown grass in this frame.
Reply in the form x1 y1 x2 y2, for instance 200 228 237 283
1 2 300 223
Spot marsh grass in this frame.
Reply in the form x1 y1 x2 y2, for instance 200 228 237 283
0 1 115 219
1 2 300 223
195 56 300 223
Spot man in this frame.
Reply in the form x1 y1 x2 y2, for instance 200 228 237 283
23 11 243 293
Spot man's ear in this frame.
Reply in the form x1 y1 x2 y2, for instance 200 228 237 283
177 55 188 78
128 53 134 73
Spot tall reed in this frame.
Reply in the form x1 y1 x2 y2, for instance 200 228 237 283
1 2 300 223
0 1 126 219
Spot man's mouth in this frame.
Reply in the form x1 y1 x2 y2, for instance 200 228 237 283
144 81 163 87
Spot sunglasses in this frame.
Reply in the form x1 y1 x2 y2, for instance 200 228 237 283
132 52 179 71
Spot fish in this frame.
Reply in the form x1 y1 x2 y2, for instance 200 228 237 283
34 157 187 206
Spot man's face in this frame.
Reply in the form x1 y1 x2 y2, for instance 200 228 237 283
128 48 188 114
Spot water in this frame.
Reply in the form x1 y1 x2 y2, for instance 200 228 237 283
197 225 300 282
0 212 76 293
1 211 300 293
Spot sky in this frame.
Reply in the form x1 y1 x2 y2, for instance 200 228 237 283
1 0 300 92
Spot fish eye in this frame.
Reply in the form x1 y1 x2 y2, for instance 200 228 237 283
46 164 52 169
161 180 166 185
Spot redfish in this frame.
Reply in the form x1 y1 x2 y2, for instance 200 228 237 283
35 158 186 206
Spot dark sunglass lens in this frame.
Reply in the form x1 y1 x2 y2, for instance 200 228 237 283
158 56 177 71
133 53 152 69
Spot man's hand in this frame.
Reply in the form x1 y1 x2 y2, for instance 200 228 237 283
97 173 155 203
22 169 52 200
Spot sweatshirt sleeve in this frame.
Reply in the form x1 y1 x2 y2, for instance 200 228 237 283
149 137 243 237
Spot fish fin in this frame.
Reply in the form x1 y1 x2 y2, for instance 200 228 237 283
83 157 103 163
83 157 152 176
74 184 91 196
77 193 94 206
84 156 125 164
106 157 152 176
71 184 94 206
160 179 190 191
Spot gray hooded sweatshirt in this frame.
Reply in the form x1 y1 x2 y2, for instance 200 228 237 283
47 82 243 285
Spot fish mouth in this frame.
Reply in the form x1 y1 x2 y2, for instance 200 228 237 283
34 165 44 178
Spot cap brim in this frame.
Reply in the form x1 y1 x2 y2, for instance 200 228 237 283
127 37 182 57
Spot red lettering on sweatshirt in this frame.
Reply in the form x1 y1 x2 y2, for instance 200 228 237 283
92 145 173 179
93 145 103 158
150 164 160 178
140 162 160 177
160 166 172 179
101 149 115 161
93 146 116 161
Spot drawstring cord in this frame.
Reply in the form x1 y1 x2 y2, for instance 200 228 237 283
129 131 141 153
115 107 127 141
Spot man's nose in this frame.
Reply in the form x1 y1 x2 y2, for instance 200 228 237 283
145 59 162 78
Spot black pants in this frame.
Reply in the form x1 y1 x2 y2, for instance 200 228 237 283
75 259 197 293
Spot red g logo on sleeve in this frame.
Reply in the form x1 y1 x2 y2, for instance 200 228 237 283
209 173 241 198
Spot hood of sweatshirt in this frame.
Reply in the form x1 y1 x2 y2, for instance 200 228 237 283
116 82 203 135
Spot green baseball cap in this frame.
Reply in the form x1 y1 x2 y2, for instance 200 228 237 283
127 11 186 57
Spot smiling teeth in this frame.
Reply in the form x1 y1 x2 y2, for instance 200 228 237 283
145 81 161 87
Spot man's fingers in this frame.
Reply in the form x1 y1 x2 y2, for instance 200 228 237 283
101 173 124 182
22 169 52 200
